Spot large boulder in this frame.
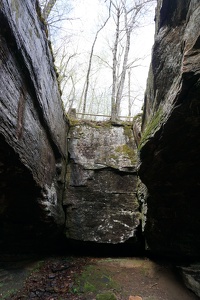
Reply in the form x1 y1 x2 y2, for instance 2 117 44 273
139 0 200 258
0 0 67 248
64 121 141 245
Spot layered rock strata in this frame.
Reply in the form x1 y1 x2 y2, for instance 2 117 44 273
0 0 67 247
64 122 141 245
139 0 200 258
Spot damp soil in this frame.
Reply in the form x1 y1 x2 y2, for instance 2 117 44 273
0 255 199 300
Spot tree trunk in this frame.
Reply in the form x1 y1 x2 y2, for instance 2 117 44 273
111 7 120 122
82 1 111 118
42 0 57 20
115 6 131 118
128 69 131 119
82 33 98 116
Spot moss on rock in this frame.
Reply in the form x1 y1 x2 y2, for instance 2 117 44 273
139 108 163 149
72 264 120 296
115 144 137 164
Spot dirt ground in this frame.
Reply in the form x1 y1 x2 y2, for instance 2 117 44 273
0 256 199 300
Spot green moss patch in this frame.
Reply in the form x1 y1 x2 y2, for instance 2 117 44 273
71 264 120 296
139 108 163 148
68 119 133 128
115 144 137 164
123 124 133 139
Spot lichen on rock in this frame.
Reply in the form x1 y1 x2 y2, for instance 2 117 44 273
64 121 140 245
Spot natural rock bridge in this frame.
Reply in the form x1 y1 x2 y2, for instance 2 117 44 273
0 0 200 297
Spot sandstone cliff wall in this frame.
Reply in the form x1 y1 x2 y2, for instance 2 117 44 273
139 0 200 258
64 121 141 246
0 0 67 247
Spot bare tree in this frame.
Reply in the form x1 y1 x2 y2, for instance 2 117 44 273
110 0 121 122
82 1 111 117
39 0 79 112
110 0 155 121
41 0 57 20
40 0 74 48
39 0 155 119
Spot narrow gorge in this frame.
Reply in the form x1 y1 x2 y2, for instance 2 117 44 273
0 0 200 298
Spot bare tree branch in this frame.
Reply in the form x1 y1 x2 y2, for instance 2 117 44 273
82 0 112 116
42 0 57 20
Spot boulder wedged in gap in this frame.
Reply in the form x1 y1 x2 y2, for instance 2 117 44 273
64 121 141 247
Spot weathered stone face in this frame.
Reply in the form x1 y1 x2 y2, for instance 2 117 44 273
64 122 140 244
0 0 67 247
139 0 200 258
68 123 137 172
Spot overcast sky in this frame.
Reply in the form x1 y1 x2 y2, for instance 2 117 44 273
50 0 157 117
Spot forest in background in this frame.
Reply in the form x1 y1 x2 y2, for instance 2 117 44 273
39 0 156 121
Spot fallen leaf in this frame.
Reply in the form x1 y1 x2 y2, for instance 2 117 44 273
129 296 142 300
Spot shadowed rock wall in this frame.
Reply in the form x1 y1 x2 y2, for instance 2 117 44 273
0 0 67 248
64 122 141 246
139 0 200 258
2 0 200 265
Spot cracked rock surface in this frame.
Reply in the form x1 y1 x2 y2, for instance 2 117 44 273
64 122 140 245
